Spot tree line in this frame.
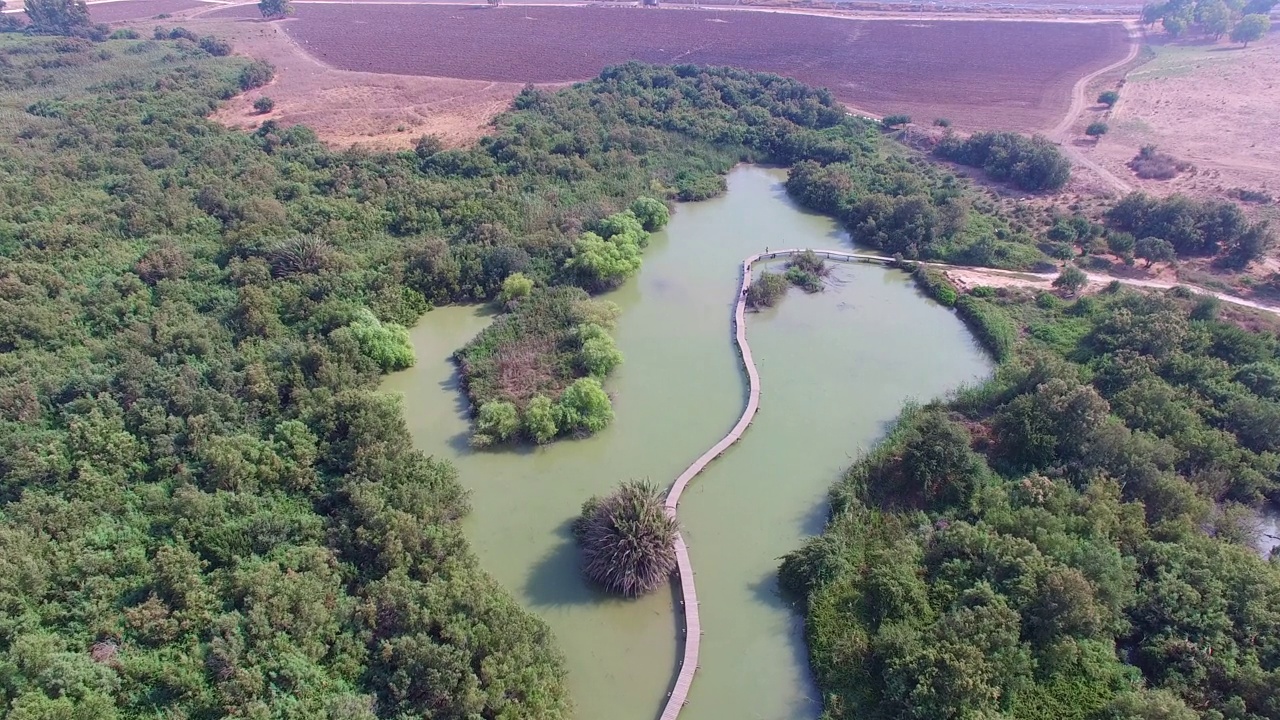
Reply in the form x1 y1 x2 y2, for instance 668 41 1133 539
1142 0 1275 44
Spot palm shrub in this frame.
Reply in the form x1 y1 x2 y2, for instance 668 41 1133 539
575 480 678 597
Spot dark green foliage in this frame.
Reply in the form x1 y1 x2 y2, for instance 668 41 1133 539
575 480 678 597
787 284 1280 720
1135 236 1176 267
161 26 198 41
912 266 958 307
197 34 232 57
746 270 789 308
629 196 670 232
258 0 292 18
1107 192 1273 264
237 59 274 90
24 0 100 38
881 114 911 129
786 161 1048 269
252 95 275 114
1086 121 1109 138
936 131 1072 192
1097 90 1120 107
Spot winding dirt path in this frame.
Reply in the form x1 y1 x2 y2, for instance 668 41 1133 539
1047 21 1143 194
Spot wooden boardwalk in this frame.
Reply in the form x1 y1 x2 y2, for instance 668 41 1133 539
657 248 891 720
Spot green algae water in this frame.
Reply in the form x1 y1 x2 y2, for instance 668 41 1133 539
381 166 992 720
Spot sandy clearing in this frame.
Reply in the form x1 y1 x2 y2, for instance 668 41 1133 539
1070 34 1280 205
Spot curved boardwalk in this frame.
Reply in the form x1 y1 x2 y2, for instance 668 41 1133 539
655 245 1278 720
658 248 890 720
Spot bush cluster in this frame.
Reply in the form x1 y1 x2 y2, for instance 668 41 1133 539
787 161 1049 269
746 271 790 309
1107 192 1274 268
458 287 622 445
935 131 1072 192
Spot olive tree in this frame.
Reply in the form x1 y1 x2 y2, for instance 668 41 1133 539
1231 14 1271 46
1053 265 1089 296
1135 236 1176 268
258 0 293 18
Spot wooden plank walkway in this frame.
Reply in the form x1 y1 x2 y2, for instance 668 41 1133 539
657 248 890 720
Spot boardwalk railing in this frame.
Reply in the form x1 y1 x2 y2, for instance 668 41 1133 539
657 248 890 720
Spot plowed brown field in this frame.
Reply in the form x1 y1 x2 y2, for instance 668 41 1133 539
89 0 213 22
210 4 1129 131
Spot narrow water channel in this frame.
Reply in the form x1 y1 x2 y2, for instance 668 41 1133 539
382 166 992 720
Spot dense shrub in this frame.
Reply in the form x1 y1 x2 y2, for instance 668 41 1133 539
1106 192 1273 267
197 35 232 56
237 59 274 89
936 131 1072 192
746 271 789 308
786 161 1048 269
784 250 829 293
344 308 415 371
785 286 1280 720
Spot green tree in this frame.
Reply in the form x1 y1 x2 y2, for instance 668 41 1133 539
252 96 275 114
474 401 520 446
1053 265 1089 295
628 197 670 232
345 309 415 371
1198 0 1233 39
881 114 911 129
566 231 643 290
498 271 534 304
1104 689 1198 720
1231 13 1271 45
556 377 614 434
1097 90 1120 107
1163 14 1189 36
1135 236 1176 267
577 324 623 377
523 395 559 444
1086 121 1109 139
746 271 789 309
24 0 93 35
258 0 292 18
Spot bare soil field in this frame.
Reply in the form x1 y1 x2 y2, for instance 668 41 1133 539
190 18 531 149
88 0 216 23
1071 34 1280 206
209 4 1129 132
